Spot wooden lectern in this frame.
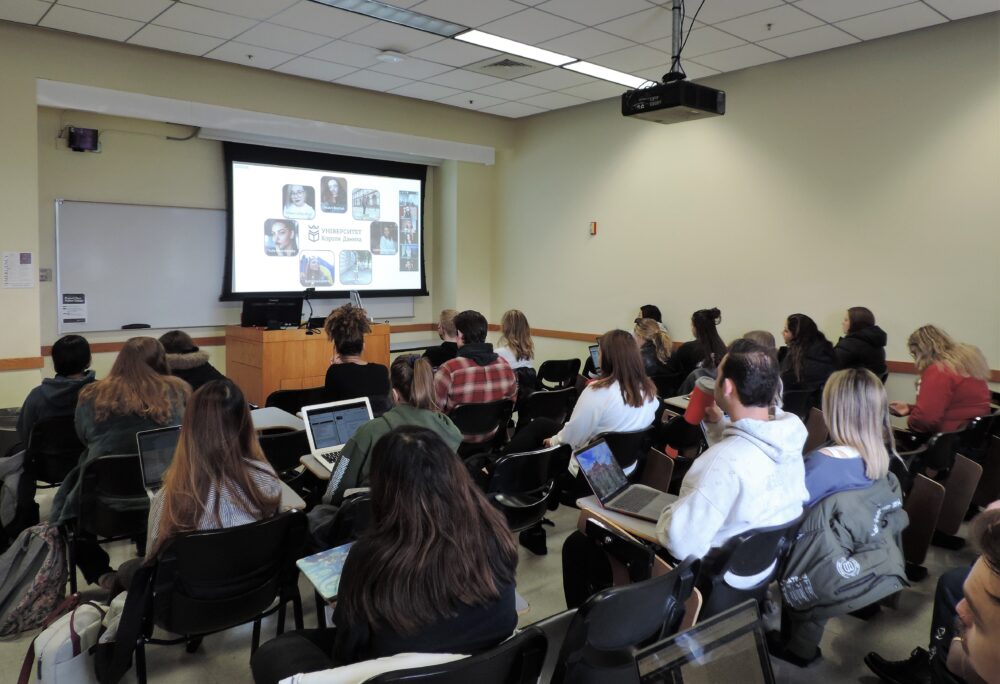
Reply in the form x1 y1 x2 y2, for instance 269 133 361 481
225 324 390 407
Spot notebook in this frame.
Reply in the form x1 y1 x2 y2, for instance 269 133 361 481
635 600 775 683
136 425 181 496
297 542 354 601
575 439 675 523
302 398 374 473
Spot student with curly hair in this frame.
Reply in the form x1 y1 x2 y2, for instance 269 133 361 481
323 304 391 415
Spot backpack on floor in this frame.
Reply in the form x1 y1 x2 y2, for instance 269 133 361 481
0 523 68 636
17 597 106 684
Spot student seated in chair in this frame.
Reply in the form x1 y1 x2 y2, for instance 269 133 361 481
769 369 908 667
324 304 391 416
252 427 518 684
17 333 96 444
105 378 282 595
422 308 459 369
656 339 809 560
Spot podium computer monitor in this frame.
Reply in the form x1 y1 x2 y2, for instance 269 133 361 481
241 297 303 328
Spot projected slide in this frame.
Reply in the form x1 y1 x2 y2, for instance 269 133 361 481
230 160 422 295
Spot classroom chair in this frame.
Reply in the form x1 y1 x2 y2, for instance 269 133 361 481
972 435 1000 509
25 414 85 487
450 399 514 458
484 444 562 533
265 386 333 415
802 407 830 455
536 359 581 391
514 387 575 433
901 474 946 581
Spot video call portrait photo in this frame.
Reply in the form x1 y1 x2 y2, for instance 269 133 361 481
340 249 372 286
283 183 315 220
371 221 398 256
299 251 336 287
320 176 347 213
264 218 299 257
352 188 380 221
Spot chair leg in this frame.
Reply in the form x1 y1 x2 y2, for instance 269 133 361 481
315 590 327 629
277 600 286 635
293 592 304 631
185 636 202 654
67 534 78 594
135 639 147 684
251 617 262 653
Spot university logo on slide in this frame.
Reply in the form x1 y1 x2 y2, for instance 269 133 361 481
308 225 320 242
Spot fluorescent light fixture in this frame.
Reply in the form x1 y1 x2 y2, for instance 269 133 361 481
455 30 575 67
564 61 653 89
309 0 466 37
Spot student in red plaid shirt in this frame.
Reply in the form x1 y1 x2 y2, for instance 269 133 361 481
434 310 517 442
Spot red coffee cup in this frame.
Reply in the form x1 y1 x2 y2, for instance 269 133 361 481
684 376 716 425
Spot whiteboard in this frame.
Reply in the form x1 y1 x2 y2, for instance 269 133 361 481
54 200 413 333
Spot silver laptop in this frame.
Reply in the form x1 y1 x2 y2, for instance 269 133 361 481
588 344 601 374
302 398 374 474
136 425 181 498
635 600 775 683
575 438 675 522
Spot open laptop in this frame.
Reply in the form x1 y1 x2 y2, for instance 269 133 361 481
302 398 374 476
575 439 675 522
634 600 775 683
136 425 182 497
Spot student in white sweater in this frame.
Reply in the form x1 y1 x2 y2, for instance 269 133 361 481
657 339 808 560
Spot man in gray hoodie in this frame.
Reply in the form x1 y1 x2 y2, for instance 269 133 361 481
657 339 808 559
16 334 95 444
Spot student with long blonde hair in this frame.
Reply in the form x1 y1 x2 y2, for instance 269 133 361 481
496 309 534 370
890 325 990 436
634 317 672 377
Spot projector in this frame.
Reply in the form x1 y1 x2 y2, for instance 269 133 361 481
622 80 725 124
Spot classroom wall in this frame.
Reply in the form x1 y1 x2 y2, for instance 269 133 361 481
492 14 1000 397
0 19 515 405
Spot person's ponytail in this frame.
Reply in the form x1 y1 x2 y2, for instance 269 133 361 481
653 330 673 364
408 357 440 411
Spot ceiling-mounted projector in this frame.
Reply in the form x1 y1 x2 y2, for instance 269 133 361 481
622 80 725 124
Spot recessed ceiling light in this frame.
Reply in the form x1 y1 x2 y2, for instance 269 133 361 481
455 30 576 67
308 0 466 37
376 50 405 64
564 61 652 89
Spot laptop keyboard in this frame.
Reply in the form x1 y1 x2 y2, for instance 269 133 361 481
612 487 660 513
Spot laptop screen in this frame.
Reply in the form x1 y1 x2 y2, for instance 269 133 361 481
589 344 600 370
136 425 181 489
575 440 629 502
635 601 774 684
306 400 373 451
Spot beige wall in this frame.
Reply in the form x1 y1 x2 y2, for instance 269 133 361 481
493 16 1000 377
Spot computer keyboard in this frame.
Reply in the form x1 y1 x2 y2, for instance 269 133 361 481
612 487 660 512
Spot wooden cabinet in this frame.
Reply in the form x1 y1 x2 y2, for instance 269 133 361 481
225 324 390 406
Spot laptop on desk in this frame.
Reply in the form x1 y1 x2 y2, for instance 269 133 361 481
302 398 374 481
576 439 675 523
136 425 182 498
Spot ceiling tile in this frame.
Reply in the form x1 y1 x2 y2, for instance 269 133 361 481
597 7 675 43
205 41 295 69
590 44 671 71
368 55 452 79
535 0 654 26
836 3 947 40
692 43 783 72
270 1 374 38
474 80 548 100
560 80 625 101
692 0 784 24
340 20 440 52
128 24 226 55
234 22 331 54
409 0 523 27
538 28 634 59
436 92 507 110
153 3 257 40
514 67 593 90
308 40 381 68
921 0 1000 20
335 69 412 91
649 26 745 58
714 5 823 42
792 0 914 23
517 90 588 110
479 101 546 118
40 5 143 41
758 24 859 58
407 39 501 67
274 56 357 80
0 0 51 24
423 68 503 90
388 81 461 101
59 0 172 23
384 0 423 6
182 0 298 21
479 8 585 44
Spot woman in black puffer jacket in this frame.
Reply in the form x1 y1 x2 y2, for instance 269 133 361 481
833 307 887 379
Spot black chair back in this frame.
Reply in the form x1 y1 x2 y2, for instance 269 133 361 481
911 429 964 472
781 387 822 420
582 517 654 584
551 557 700 684
648 373 684 399
450 399 514 454
151 510 307 638
599 426 656 472
515 388 576 432
258 429 310 474
486 445 563 533
958 413 998 462
26 414 84 486
366 627 548 683
77 453 149 540
697 512 804 620
265 386 333 415
536 359 581 391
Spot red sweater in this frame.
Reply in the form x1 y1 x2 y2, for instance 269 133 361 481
908 363 990 434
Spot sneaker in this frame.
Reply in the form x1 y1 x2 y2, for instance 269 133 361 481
864 647 933 684
765 630 821 668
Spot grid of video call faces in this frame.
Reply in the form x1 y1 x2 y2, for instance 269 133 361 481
262 180 419 287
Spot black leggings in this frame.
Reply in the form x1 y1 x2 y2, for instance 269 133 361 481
251 628 338 684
